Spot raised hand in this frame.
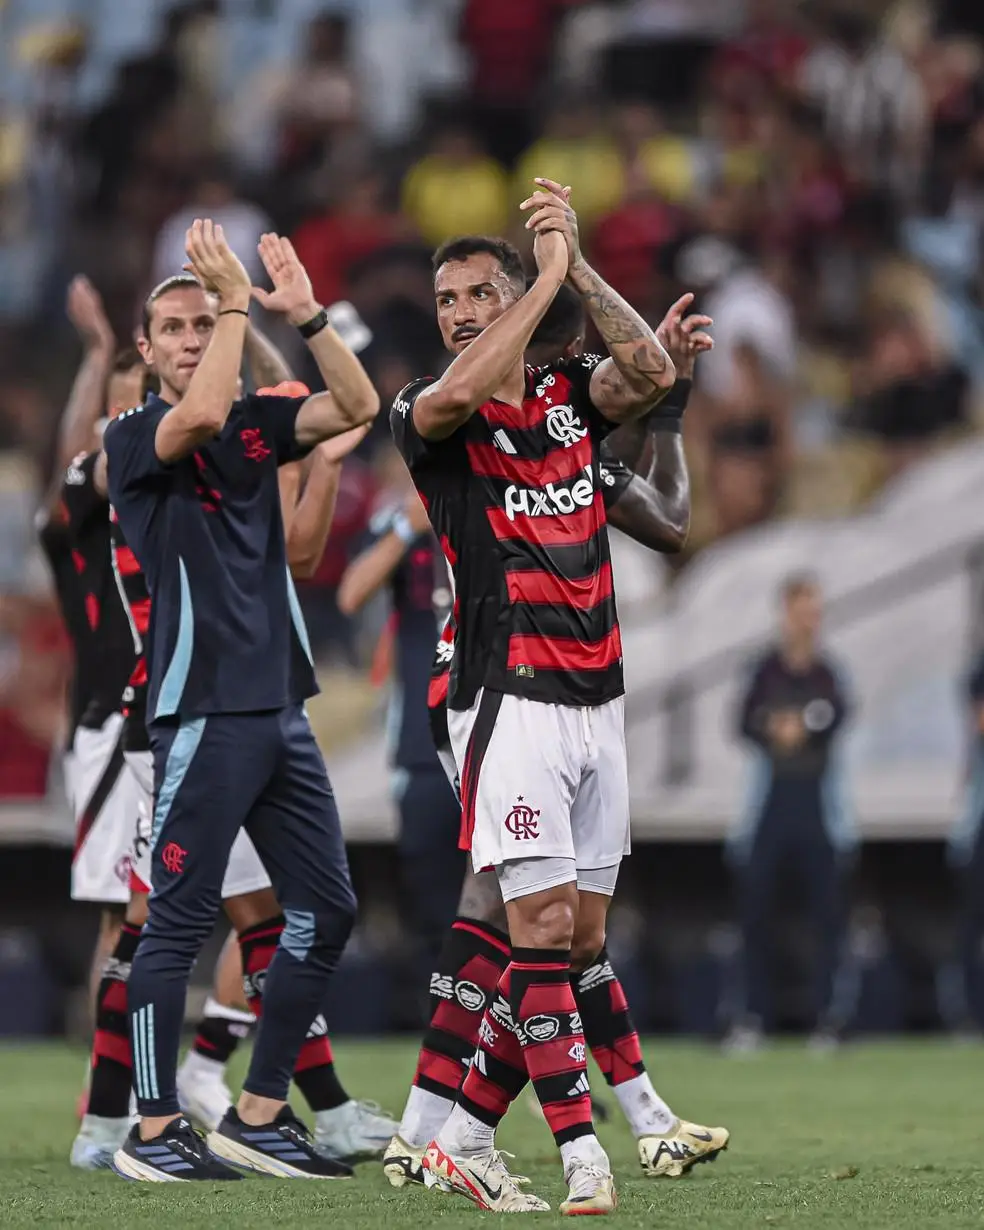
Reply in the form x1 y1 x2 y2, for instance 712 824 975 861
183 219 251 305
66 275 114 351
521 178 581 269
314 422 371 466
655 293 713 381
533 228 569 281
251 233 319 327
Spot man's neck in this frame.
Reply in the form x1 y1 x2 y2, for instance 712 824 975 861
781 640 815 672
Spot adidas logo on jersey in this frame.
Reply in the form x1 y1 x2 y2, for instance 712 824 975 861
503 467 595 522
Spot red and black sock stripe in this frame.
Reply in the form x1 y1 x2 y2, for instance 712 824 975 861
511 947 593 1146
88 921 141 1118
414 917 511 1102
238 915 348 1112
456 966 528 1127
572 950 645 1087
192 1013 249 1065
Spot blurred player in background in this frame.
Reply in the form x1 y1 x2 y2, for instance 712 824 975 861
726 574 857 1052
385 282 728 1192
337 445 463 973
105 223 378 1182
390 176 697 1213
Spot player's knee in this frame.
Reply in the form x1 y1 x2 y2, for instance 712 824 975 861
517 895 576 951
569 927 606 972
283 894 357 967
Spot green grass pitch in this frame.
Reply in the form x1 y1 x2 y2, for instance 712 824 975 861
2 1037 983 1228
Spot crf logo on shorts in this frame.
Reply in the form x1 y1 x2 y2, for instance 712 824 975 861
545 404 588 448
504 796 540 840
160 841 187 873
503 468 595 522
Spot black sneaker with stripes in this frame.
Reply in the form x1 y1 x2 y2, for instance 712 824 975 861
206 1105 354 1179
113 1116 243 1182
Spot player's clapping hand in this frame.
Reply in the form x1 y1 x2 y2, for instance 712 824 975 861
66 275 114 352
521 178 582 269
251 233 319 327
656 293 713 381
183 219 251 305
314 423 372 466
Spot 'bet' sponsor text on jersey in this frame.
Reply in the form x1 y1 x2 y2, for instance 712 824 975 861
504 465 596 522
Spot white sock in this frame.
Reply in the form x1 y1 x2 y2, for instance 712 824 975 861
436 1103 496 1157
560 1133 610 1175
202 995 254 1029
613 1073 676 1136
399 1086 454 1149
315 1099 355 1125
178 1049 226 1080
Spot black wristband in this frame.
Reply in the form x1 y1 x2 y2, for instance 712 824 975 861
658 377 692 417
650 415 682 434
218 308 249 318
297 307 329 339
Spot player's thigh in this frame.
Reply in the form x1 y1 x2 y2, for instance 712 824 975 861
71 717 135 905
448 690 581 873
246 705 356 919
147 714 271 924
570 696 629 874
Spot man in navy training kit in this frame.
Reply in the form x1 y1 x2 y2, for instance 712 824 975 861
105 219 379 1182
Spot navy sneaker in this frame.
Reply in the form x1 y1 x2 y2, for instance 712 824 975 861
113 1116 243 1182
207 1105 354 1179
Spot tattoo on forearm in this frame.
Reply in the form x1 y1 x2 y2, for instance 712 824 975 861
572 263 668 392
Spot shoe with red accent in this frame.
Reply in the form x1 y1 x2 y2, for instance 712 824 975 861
422 1140 550 1212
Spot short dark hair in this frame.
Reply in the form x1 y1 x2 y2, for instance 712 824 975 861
141 274 205 337
432 236 525 294
782 572 820 602
526 279 585 355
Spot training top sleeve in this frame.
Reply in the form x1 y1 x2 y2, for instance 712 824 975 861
597 446 635 510
104 402 172 502
243 391 312 465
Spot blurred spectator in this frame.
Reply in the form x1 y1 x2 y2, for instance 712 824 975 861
611 100 697 205
292 169 410 311
277 12 359 175
401 124 509 248
152 166 271 285
726 574 856 1051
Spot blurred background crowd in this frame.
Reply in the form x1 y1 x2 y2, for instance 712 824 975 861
4 0 984 1041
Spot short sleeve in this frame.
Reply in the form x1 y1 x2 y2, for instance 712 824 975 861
390 378 451 470
243 391 311 465
597 446 634 510
104 402 170 502
543 353 614 441
59 451 106 529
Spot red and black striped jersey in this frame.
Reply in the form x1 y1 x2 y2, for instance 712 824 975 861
36 450 134 736
109 509 151 753
393 355 626 711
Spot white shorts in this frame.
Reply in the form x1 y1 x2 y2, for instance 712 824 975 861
68 714 140 904
448 689 630 875
125 750 272 900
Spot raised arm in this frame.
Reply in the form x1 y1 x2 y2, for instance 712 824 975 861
337 492 431 615
153 220 253 464
411 232 570 441
521 179 676 422
284 425 371 579
42 277 115 515
244 319 294 389
251 234 378 446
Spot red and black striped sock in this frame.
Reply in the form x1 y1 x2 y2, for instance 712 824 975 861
191 1001 252 1065
88 921 141 1118
238 915 349 1112
510 948 594 1146
455 966 528 1127
414 917 511 1102
572 949 645 1088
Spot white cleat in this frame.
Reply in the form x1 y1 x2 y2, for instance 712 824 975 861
638 1119 730 1178
314 1099 400 1163
560 1159 617 1216
423 1140 550 1212
176 1053 233 1132
71 1114 130 1170
382 1134 425 1187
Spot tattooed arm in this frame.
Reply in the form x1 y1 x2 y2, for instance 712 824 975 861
521 178 677 423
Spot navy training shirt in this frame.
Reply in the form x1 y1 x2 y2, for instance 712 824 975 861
104 390 319 720
363 503 450 770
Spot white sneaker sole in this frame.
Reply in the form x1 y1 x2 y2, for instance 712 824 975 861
205 1131 345 1179
112 1149 189 1182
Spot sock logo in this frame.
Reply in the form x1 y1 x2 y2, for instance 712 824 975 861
454 980 486 1012
430 972 454 1000
523 1014 560 1043
566 1072 590 1097
568 1011 582 1034
577 960 615 993
478 1019 496 1049
568 1042 586 1063
306 1013 329 1039
490 995 515 1030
